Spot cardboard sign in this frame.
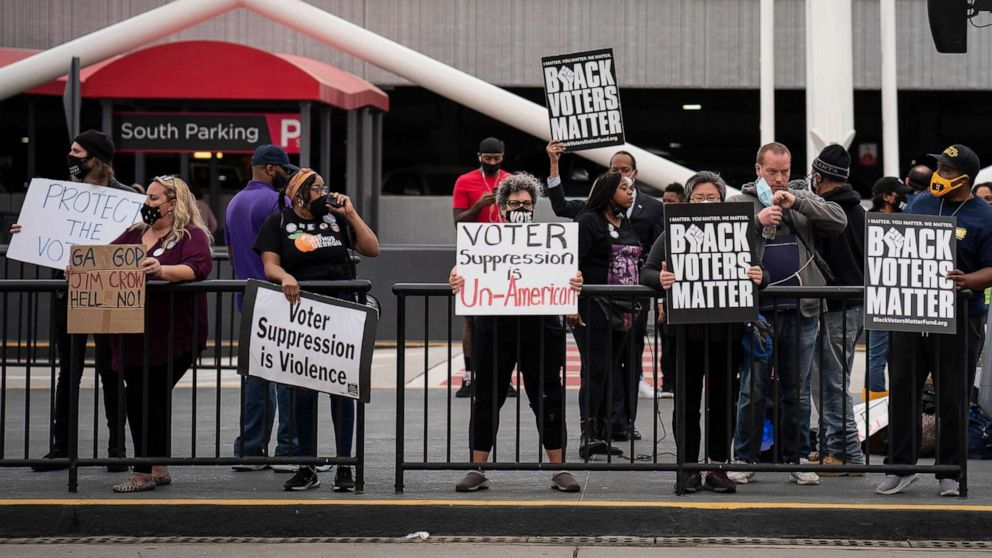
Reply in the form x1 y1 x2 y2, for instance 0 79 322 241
864 213 957 334
456 222 578 316
238 280 377 403
67 244 146 334
664 202 758 325
7 178 146 269
542 48 625 151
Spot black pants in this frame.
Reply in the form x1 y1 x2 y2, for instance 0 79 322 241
470 315 566 453
51 294 126 453
611 304 648 429
122 353 194 474
671 334 741 463
574 302 628 425
660 326 677 392
887 314 984 480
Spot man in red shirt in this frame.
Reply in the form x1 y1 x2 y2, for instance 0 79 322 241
452 137 512 397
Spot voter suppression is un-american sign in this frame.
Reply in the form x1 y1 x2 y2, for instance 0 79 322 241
238 280 377 402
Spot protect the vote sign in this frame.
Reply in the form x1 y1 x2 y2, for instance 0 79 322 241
864 213 957 334
7 178 146 269
542 48 625 151
664 202 758 325
238 280 377 403
456 222 578 316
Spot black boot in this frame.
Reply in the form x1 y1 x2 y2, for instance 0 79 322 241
578 419 606 459
593 422 624 456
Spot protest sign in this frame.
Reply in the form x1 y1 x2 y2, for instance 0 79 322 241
864 213 957 334
455 222 578 316
7 178 146 269
67 244 145 334
664 202 758 324
542 48 624 151
238 280 377 403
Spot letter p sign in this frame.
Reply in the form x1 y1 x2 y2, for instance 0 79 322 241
264 114 302 154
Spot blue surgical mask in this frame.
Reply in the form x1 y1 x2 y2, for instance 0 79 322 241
756 176 774 207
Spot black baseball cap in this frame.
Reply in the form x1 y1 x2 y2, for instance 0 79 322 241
251 144 299 172
928 144 981 182
871 177 909 196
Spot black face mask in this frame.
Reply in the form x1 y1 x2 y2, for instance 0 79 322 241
308 195 330 218
481 162 501 176
506 208 533 224
272 170 288 191
894 194 908 211
140 203 163 226
67 155 91 180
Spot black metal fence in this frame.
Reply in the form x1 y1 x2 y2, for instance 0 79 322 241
392 283 971 496
0 278 369 493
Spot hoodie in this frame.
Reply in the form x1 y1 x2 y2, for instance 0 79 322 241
816 184 865 290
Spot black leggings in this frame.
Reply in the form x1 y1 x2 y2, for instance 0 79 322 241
470 316 566 453
574 302 628 424
122 353 194 474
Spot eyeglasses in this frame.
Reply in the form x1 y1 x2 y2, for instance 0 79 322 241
689 195 721 203
505 200 534 210
310 184 331 195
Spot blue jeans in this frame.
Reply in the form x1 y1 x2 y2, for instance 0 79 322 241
233 377 296 457
292 388 355 458
734 310 818 463
811 307 865 462
867 330 889 392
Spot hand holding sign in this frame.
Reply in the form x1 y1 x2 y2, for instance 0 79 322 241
946 269 969 290
660 261 676 290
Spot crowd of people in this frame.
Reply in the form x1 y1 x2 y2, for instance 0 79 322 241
11 129 992 499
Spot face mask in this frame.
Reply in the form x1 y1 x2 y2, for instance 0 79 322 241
756 176 774 207
930 171 969 198
894 194 908 211
67 155 91 180
308 195 330 218
140 203 163 226
481 161 501 176
272 170 288 191
506 208 533 224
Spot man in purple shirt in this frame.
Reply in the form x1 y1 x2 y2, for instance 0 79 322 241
226 144 298 471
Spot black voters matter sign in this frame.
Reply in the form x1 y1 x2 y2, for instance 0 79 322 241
664 202 758 325
865 213 957 334
238 280 377 403
542 48 625 151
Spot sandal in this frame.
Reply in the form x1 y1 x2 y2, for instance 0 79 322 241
152 475 171 486
113 477 156 493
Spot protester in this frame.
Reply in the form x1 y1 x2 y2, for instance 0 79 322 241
452 137 514 399
108 175 213 492
255 168 380 491
808 145 866 474
226 144 299 472
10 130 134 472
662 183 686 205
973 182 992 205
448 173 582 493
727 142 846 486
573 171 639 458
546 141 665 439
190 182 219 235
877 144 992 497
642 171 767 494
905 164 932 206
865 177 910 396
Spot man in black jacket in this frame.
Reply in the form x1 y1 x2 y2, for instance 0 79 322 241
545 141 664 441
808 144 866 471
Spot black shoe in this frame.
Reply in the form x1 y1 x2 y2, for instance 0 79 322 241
590 442 623 456
334 466 356 492
630 428 642 441
578 436 607 459
455 380 473 398
283 466 320 491
31 449 68 472
506 384 519 398
106 448 129 473
676 472 703 494
611 425 630 442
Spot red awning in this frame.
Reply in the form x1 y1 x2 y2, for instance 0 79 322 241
0 40 388 112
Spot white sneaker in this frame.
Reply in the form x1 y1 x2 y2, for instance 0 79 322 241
271 463 296 473
791 459 820 486
727 461 755 484
875 473 919 495
638 379 661 399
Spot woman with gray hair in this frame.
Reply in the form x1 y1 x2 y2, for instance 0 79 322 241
641 171 768 495
449 172 583 493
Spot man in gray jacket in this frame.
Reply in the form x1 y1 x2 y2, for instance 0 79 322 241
726 142 847 486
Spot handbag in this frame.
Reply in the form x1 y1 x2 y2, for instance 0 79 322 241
595 298 641 332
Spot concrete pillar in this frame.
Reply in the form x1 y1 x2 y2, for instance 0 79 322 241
805 0 856 171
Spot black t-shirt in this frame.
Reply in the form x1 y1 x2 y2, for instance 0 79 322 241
254 207 356 281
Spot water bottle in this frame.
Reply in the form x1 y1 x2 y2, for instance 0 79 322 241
762 224 777 240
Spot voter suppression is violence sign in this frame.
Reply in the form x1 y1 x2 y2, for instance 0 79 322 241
664 202 758 325
542 48 624 151
456 222 578 316
865 213 957 334
238 280 377 402
7 178 146 269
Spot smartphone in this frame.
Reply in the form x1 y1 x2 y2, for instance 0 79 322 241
328 195 344 208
